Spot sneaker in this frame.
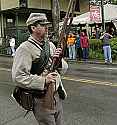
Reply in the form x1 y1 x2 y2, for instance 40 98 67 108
109 59 112 64
12 53 15 57
105 59 108 64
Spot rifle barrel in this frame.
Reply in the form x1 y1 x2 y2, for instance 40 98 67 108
50 0 76 71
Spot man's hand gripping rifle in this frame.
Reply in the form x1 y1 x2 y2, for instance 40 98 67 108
43 0 76 110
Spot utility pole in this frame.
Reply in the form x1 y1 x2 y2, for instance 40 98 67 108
101 0 105 32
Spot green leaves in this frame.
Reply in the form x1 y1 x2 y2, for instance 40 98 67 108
89 37 117 60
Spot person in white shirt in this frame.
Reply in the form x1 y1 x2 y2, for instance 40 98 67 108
9 37 16 56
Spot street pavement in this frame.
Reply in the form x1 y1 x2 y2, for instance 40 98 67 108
0 55 13 69
1 55 117 68
1 55 117 125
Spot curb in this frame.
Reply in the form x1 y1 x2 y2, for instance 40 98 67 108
0 54 12 57
67 59 117 66
0 55 117 67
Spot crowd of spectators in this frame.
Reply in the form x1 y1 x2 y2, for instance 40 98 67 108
65 29 89 62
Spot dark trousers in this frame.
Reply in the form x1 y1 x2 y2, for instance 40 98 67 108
82 48 88 61
76 47 83 60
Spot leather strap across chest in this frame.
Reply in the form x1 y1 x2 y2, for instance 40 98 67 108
28 40 50 75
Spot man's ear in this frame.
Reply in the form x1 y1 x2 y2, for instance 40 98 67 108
31 26 36 31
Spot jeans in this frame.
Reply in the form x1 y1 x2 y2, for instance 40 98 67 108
103 45 112 63
76 47 83 60
82 48 88 61
68 44 76 59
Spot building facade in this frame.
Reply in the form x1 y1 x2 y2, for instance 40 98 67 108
0 0 89 46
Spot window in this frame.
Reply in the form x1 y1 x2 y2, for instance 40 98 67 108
19 0 27 8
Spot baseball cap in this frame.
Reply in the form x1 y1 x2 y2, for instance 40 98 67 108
26 13 50 26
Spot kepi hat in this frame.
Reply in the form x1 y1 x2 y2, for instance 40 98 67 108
26 13 50 26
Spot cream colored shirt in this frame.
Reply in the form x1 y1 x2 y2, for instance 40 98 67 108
12 36 68 97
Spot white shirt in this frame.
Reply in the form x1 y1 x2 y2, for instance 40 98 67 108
9 38 15 47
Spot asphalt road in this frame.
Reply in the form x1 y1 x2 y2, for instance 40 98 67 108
1 59 117 125
66 62 117 84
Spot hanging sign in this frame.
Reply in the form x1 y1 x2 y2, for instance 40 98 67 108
90 5 101 23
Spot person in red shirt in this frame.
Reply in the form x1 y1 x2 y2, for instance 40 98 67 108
80 30 89 61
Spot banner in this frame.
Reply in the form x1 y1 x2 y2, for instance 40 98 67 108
90 5 101 23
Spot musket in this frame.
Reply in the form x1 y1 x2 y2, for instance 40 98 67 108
66 0 76 36
50 0 76 71
65 0 76 49
43 0 76 110
42 0 60 110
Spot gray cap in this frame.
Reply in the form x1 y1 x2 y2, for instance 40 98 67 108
26 13 50 26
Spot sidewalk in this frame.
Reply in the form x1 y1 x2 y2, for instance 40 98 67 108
0 55 13 68
0 55 117 68
65 58 117 66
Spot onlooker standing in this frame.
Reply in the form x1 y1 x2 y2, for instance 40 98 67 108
67 33 76 60
6 36 11 55
100 29 113 64
80 31 89 62
96 27 101 39
9 37 16 56
75 33 82 61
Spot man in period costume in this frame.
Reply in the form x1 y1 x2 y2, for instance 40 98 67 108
12 13 68 125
